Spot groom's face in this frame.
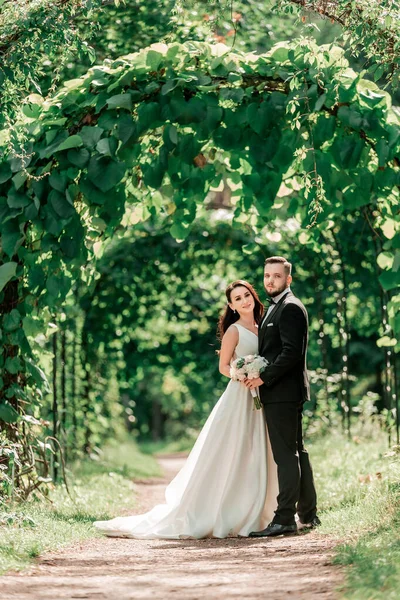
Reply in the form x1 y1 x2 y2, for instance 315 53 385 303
264 263 292 298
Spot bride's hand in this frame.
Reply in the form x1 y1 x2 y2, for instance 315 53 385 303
244 377 263 389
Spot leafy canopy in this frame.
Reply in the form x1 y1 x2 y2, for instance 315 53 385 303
0 39 399 430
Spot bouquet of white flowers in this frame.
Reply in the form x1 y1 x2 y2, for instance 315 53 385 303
230 354 269 409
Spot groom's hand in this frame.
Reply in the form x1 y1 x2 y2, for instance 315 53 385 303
244 377 263 389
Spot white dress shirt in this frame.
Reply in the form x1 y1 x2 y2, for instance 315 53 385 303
264 286 291 320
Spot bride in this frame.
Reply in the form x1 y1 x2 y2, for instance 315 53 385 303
94 280 278 539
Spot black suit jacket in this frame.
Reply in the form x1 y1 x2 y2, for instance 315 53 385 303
258 291 310 405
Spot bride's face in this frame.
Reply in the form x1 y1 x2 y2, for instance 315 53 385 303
229 286 255 316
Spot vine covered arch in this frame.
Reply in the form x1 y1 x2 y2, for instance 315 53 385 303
0 39 399 468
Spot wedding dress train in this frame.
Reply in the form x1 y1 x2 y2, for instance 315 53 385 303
94 324 278 539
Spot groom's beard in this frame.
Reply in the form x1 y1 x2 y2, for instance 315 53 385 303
265 281 288 298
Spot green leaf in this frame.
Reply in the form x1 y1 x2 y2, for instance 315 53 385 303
377 252 394 270
0 162 12 183
220 88 244 103
161 79 180 95
146 50 163 71
314 94 326 112
358 81 390 110
22 315 43 338
169 221 191 241
3 309 21 332
379 269 400 291
40 131 68 158
269 44 289 62
116 113 136 144
242 243 259 255
142 161 166 189
343 184 371 210
298 232 311 245
28 265 46 291
79 178 107 205
107 93 132 111
1 225 24 258
376 139 390 167
331 137 365 169
243 173 262 193
47 274 59 295
87 157 126 192
0 402 19 423
22 103 41 119
49 171 68 192
246 102 273 136
393 251 400 273
7 188 30 208
26 358 50 392
49 190 76 219
80 127 104 148
0 262 17 293
55 135 83 152
12 170 28 190
144 82 160 94
63 78 84 89
373 64 385 82
381 219 396 240
43 205 66 236
96 137 118 156
376 335 397 347
67 148 90 168
60 236 80 258
5 356 22 374
312 113 336 148
137 102 162 131
169 125 178 145
337 106 363 129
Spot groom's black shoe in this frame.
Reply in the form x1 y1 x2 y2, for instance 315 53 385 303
249 522 298 538
298 516 321 531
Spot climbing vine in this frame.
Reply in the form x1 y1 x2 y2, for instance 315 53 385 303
0 39 399 495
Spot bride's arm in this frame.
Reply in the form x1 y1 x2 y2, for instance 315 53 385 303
219 326 239 378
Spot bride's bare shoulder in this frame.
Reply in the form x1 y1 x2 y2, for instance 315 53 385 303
224 324 240 340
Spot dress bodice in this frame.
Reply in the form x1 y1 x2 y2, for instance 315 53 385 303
233 323 258 357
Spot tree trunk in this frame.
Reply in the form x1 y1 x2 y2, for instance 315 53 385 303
151 399 163 441
394 351 400 446
60 327 67 463
367 207 394 445
81 329 91 455
52 329 59 482
0 278 21 442
71 319 78 456
330 229 351 438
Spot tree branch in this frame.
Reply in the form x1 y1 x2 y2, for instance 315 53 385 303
279 0 400 71
0 0 115 56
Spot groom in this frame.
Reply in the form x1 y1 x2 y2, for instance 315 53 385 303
245 256 319 537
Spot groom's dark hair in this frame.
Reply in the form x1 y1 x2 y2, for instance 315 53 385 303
264 256 292 276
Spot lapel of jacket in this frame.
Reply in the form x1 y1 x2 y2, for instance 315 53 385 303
259 291 293 348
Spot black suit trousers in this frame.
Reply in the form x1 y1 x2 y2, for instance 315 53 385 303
264 402 317 525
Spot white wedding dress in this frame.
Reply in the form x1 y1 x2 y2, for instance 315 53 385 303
94 324 278 539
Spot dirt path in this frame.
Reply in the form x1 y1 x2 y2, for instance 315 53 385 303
1 456 343 600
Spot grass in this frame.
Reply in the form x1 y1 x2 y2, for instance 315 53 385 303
1 425 400 599
307 428 400 599
0 436 161 575
145 426 400 599
140 436 196 455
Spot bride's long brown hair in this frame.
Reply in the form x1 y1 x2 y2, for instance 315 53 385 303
217 280 264 340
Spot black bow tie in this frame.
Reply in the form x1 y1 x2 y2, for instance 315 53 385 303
266 297 276 305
